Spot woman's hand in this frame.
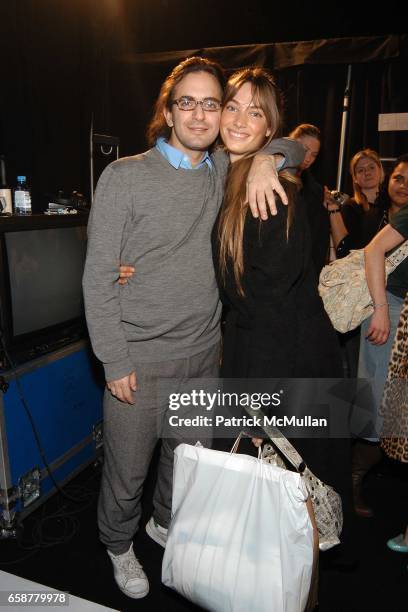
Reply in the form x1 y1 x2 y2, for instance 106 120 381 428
118 265 135 285
365 307 390 345
323 186 341 211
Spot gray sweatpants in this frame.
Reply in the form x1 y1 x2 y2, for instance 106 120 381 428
98 342 220 554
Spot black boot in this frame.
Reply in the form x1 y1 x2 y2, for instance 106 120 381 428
351 440 382 518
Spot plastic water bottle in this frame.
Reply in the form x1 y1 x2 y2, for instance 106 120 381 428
14 176 32 215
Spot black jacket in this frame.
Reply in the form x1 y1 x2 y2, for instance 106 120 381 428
212 196 342 379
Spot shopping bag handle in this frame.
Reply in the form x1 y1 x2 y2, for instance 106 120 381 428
230 432 262 460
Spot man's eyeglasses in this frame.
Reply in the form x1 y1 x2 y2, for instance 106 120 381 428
172 96 221 112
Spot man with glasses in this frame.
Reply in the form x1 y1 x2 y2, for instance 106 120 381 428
83 56 303 599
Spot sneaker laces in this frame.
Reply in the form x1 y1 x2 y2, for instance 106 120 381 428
116 553 145 580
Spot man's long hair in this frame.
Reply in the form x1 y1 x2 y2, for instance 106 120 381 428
146 56 225 147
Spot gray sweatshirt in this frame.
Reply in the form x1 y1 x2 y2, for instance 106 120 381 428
83 140 304 381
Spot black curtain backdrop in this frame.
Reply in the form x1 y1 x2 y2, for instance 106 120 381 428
109 35 408 196
0 0 95 211
1 10 407 211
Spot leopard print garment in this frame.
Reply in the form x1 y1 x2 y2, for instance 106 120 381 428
380 292 408 463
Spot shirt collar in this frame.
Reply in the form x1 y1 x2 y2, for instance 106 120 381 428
156 137 213 170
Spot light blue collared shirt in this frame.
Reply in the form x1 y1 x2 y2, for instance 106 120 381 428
156 137 213 170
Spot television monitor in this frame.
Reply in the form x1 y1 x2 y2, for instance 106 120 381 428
0 215 88 367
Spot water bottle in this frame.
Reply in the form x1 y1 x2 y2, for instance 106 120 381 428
14 175 32 215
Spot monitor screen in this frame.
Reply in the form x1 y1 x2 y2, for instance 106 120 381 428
5 226 87 337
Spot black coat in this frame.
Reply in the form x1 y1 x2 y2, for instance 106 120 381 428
213 195 342 379
336 196 388 258
300 170 330 276
212 197 351 503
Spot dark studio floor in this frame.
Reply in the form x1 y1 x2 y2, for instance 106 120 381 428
0 445 406 612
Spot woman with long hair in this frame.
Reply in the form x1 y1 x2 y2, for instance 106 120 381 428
212 68 348 515
328 151 386 443
214 68 342 380
211 67 351 608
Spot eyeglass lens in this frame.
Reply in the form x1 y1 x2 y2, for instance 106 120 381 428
174 97 221 111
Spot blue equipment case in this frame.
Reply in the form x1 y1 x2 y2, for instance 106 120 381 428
0 340 104 533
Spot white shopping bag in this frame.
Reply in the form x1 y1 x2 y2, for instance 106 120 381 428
162 443 313 612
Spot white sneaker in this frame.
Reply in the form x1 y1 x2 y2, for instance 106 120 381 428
145 516 168 548
107 543 149 599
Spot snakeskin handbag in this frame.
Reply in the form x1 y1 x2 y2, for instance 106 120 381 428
258 423 343 551
318 241 408 333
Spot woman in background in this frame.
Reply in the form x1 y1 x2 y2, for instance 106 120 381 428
354 154 408 518
328 149 385 371
289 123 332 277
330 148 386 257
323 150 387 512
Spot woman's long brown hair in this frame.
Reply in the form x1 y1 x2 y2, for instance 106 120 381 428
218 67 299 296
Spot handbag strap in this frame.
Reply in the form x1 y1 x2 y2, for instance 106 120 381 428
244 407 307 472
385 240 408 272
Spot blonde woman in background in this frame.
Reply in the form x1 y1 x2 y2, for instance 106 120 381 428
329 148 385 257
